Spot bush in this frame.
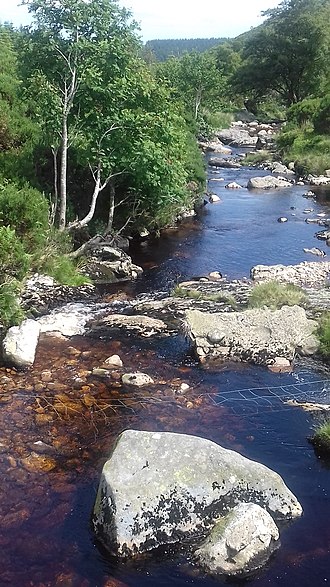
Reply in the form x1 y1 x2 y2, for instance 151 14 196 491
0 225 30 281
0 181 49 252
41 254 90 286
0 280 25 328
310 418 330 454
313 94 330 135
248 281 307 310
317 312 330 357
288 98 321 126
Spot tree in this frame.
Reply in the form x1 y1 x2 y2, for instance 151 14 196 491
157 51 223 120
233 0 330 106
20 0 202 238
22 0 138 231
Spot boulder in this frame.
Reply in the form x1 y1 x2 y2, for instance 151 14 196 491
198 139 232 155
270 162 295 175
82 245 143 283
184 306 319 364
307 175 330 186
87 314 168 338
92 430 302 557
303 247 326 257
251 261 330 286
217 128 258 148
208 158 241 169
2 319 41 368
194 503 279 577
225 182 242 189
208 194 221 203
247 176 292 189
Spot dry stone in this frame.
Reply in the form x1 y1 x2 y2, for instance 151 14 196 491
194 503 280 576
185 306 319 364
92 430 302 558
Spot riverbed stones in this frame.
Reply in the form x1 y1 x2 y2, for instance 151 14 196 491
185 306 319 365
194 503 280 577
92 430 302 558
247 176 292 189
2 319 41 368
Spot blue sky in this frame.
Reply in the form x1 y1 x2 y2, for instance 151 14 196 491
0 0 281 41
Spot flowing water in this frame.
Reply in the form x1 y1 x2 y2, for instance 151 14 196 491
1 153 330 587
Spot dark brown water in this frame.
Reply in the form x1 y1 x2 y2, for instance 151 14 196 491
1 155 330 587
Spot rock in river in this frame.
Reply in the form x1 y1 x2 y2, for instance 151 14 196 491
247 176 292 190
185 306 319 365
92 430 302 559
194 503 280 577
2 319 41 368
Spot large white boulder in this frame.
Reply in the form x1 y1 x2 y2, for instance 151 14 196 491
92 430 302 558
2 319 41 368
194 503 280 576
247 176 292 189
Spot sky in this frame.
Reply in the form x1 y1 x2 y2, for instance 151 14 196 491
0 0 281 41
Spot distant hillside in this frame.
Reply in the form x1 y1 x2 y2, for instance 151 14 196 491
145 38 228 61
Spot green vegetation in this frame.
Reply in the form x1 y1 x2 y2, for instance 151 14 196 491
0 281 25 328
172 286 237 308
145 38 228 62
310 418 330 454
317 312 330 357
243 151 272 166
248 281 307 310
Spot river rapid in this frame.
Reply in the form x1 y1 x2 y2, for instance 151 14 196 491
1 152 330 587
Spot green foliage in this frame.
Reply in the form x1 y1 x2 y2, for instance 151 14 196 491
233 0 330 107
288 97 321 126
277 125 330 175
0 181 49 251
0 226 30 281
41 254 90 286
202 109 234 132
145 38 228 62
35 228 90 285
0 280 25 328
310 418 330 453
248 281 307 310
243 151 272 166
317 312 330 357
313 95 330 134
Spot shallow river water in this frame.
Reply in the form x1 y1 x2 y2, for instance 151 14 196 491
1 154 330 587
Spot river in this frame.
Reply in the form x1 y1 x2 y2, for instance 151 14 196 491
1 152 330 587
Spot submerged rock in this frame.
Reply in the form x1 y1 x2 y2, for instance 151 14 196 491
121 372 154 387
194 503 280 577
92 430 302 558
185 306 319 364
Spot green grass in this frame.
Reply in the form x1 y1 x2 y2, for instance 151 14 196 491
243 151 272 166
317 312 330 358
278 126 330 175
310 417 330 454
172 285 237 307
248 281 307 310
